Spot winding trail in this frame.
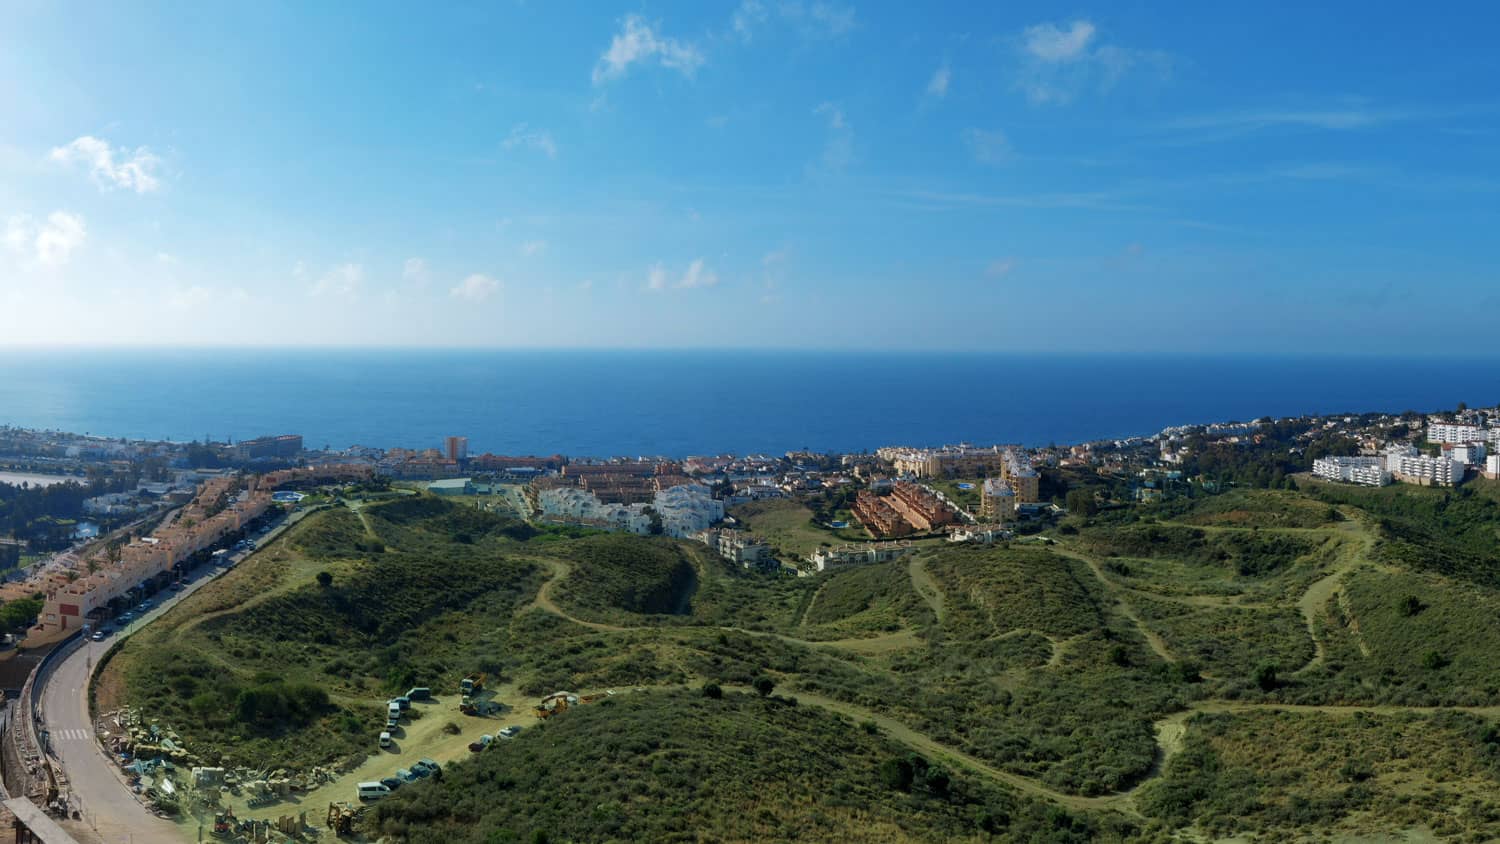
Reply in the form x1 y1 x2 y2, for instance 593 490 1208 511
1053 547 1178 664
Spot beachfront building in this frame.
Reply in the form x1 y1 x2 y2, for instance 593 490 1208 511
232 434 303 462
1427 424 1488 444
1393 453 1465 487
1312 456 1391 487
876 445 1007 479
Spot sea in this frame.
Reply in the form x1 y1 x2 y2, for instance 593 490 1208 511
0 349 1496 458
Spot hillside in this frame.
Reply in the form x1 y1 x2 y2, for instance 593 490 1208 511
363 688 1137 843
96 483 1500 841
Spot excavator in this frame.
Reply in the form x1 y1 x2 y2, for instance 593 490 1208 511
327 801 358 835
212 808 236 837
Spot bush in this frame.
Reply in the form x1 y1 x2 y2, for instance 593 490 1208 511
1253 662 1279 692
701 682 723 700
753 676 775 697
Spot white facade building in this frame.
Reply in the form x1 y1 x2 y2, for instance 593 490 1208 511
1486 454 1500 479
1312 456 1391 486
1393 454 1464 487
1450 442 1488 467
1383 444 1419 472
1427 424 1487 444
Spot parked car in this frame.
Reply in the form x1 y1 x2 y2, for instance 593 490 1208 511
408 764 431 779
406 687 431 701
468 735 493 752
394 768 417 784
91 630 106 642
379 731 393 749
379 776 402 791
499 725 522 739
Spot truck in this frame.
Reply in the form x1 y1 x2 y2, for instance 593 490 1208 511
460 674 485 697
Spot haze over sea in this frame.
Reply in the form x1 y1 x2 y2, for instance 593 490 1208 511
2 349 1498 458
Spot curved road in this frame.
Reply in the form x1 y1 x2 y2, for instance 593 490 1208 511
34 508 311 844
41 636 184 843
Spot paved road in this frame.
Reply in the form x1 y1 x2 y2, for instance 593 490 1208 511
33 507 310 844
40 636 183 843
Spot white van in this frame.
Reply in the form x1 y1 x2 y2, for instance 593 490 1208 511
379 731 393 748
357 782 391 801
387 701 402 720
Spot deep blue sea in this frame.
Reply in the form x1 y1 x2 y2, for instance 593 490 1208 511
0 349 1496 457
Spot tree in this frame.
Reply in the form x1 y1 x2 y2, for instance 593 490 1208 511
752 676 775 697
1398 595 1423 616
1065 489 1098 518
1253 662 1279 691
701 682 722 700
316 571 334 588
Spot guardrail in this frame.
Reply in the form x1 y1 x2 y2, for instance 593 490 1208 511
1 631 83 806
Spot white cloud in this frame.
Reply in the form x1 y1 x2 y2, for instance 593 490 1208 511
647 262 669 291
678 258 718 289
49 136 162 193
1023 20 1096 62
593 15 705 85
963 128 1012 164
4 211 87 267
732 0 768 41
809 3 856 36
403 257 431 287
310 263 363 298
502 124 558 159
813 103 854 173
986 258 1017 278
646 259 717 291
926 62 951 99
1014 19 1168 105
451 273 500 302
815 102 846 130
520 240 548 257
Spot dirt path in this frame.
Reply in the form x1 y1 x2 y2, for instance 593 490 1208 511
1054 548 1177 664
907 554 946 622
1291 518 1377 675
724 684 1141 815
531 555 921 652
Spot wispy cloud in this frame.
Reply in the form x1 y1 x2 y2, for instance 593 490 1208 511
926 62 951 99
812 102 854 173
310 263 363 299
402 257 431 287
646 259 719 291
986 258 1017 278
1014 19 1169 105
503 123 558 159
732 0 768 41
1156 105 1456 144
593 15 705 85
962 128 1012 164
892 188 1152 213
451 273 500 302
49 136 162 193
520 240 548 257
3 211 87 267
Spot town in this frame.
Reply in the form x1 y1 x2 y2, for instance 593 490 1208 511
2 402 1499 842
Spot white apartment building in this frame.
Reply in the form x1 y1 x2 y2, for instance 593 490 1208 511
1393 454 1464 487
1383 444 1419 472
1427 423 1488 444
1450 442 1488 467
1486 454 1500 479
1312 456 1391 487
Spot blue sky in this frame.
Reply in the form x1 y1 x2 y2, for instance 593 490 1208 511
2 2 1497 351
